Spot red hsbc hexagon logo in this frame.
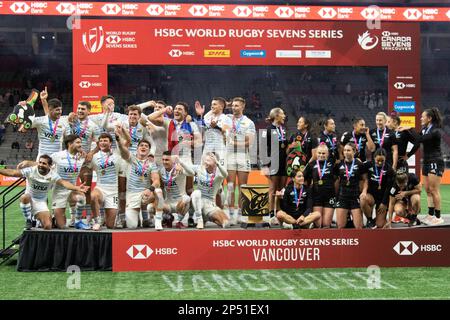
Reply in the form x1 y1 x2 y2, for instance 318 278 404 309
106 35 121 44
361 7 380 20
56 3 75 14
169 49 182 57
318 7 337 19
403 8 422 20
233 6 252 17
274 7 294 18
189 5 208 16
79 81 91 89
10 2 30 13
127 244 153 260
147 4 164 16
102 3 121 15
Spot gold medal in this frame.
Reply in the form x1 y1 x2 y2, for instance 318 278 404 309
346 181 350 186
50 136 55 142
101 169 106 175
378 185 381 190
281 143 285 148
318 180 323 185
140 175 145 182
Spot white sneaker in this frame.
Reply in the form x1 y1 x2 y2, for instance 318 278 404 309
222 220 230 228
429 216 445 225
196 219 204 229
229 214 238 226
92 223 101 231
421 215 434 225
282 222 293 229
270 216 280 226
155 219 163 231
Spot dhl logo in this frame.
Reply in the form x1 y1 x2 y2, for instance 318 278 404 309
203 49 230 58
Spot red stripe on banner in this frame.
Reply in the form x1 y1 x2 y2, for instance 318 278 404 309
112 228 450 272
0 2 449 21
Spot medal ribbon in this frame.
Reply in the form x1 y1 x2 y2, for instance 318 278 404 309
66 151 78 175
316 159 327 181
345 158 356 183
48 117 59 139
352 131 362 152
374 162 385 189
293 185 304 209
377 127 386 148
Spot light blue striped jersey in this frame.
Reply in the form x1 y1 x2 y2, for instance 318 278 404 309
159 166 188 202
126 154 158 192
32 115 67 157
65 118 101 153
226 114 256 154
192 165 225 201
123 122 149 154
51 151 85 191
203 113 232 155
89 112 128 149
88 150 120 188
21 166 61 201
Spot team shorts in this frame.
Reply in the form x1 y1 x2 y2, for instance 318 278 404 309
31 198 50 216
117 157 130 178
200 199 222 220
51 188 71 209
422 159 444 177
227 152 251 172
335 195 361 210
313 190 336 208
95 185 118 209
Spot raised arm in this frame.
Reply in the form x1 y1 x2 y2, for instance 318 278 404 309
0 168 24 178
40 86 49 115
56 179 89 193
115 125 131 161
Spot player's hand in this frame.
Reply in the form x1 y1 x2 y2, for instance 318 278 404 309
359 192 368 202
195 100 205 117
296 216 305 225
395 191 406 200
79 150 87 159
186 115 192 123
68 112 78 124
165 106 173 116
210 119 217 128
383 221 392 229
78 182 89 193
261 167 270 176
174 164 183 175
275 191 283 197
16 161 29 170
18 101 26 107
40 86 48 100
171 154 179 163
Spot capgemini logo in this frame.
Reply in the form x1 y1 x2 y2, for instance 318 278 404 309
357 31 379 50
82 26 105 53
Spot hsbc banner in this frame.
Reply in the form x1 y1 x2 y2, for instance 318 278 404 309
112 229 450 272
73 64 106 114
2 2 450 22
73 20 420 127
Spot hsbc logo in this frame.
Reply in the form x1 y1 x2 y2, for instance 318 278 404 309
275 7 294 18
10 2 30 13
318 7 337 19
106 35 121 44
56 3 75 14
127 245 153 260
233 6 252 17
361 7 380 20
79 81 91 88
393 241 419 256
102 3 121 15
82 26 105 53
147 4 164 16
403 8 422 20
169 49 182 57
189 5 208 16
394 82 415 90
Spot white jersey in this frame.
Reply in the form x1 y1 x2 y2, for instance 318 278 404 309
193 165 226 201
65 118 100 152
123 122 149 154
90 112 128 149
21 166 61 201
50 151 85 192
203 113 232 156
125 154 158 192
88 150 120 189
226 114 256 154
32 115 67 157
159 165 192 202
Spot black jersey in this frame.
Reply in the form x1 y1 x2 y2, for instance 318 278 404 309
389 173 420 202
303 159 336 192
369 127 397 164
364 160 395 205
280 183 312 218
334 158 366 198
288 130 318 163
318 131 340 161
341 131 368 162
408 126 442 161
394 129 415 157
